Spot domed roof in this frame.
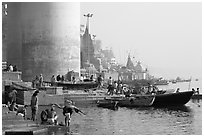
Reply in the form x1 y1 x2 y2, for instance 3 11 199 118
135 61 143 72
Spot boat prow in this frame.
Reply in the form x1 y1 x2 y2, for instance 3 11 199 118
152 91 194 107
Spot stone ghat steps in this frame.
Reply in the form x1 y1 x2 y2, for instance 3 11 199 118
12 81 34 90
2 107 48 135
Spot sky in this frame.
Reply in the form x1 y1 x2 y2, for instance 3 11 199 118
80 2 202 80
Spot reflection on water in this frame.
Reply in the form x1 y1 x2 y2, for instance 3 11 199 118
26 100 201 135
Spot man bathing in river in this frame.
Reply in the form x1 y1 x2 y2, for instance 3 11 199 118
54 100 85 127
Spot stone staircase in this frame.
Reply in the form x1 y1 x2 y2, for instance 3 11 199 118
2 106 48 135
12 81 34 90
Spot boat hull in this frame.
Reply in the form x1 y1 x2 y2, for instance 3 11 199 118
152 91 194 106
118 96 155 107
97 100 119 110
97 95 155 108
56 82 98 90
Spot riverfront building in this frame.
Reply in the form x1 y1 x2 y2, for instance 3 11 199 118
119 54 150 81
2 3 80 81
80 14 117 78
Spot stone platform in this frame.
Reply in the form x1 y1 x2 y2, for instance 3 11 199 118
2 106 48 135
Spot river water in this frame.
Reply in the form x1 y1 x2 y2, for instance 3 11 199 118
29 81 202 135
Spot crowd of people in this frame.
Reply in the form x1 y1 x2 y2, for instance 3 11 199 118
3 64 18 72
192 88 200 94
50 74 65 86
5 87 85 129
106 76 132 96
32 74 44 88
4 72 201 131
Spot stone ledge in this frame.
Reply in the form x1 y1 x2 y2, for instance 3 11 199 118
4 127 48 135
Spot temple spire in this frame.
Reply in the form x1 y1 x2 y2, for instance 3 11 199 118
84 13 93 34
126 53 134 70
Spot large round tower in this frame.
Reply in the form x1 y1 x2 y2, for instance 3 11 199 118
6 3 80 81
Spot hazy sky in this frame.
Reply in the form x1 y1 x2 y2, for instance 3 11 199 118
80 2 202 79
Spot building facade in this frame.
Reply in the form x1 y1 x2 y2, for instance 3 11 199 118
119 55 149 81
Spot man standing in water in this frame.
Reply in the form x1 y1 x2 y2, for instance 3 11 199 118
54 99 85 127
31 90 39 121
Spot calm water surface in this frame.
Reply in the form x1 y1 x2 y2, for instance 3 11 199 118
28 81 202 135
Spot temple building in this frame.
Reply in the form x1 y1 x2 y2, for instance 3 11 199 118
80 19 95 68
119 55 149 81
80 14 100 74
134 61 148 80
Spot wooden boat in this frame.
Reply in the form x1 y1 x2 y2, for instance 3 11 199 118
97 95 155 109
152 91 194 106
97 99 119 110
56 81 98 90
172 80 177 84
118 95 155 107
44 81 98 90
154 80 169 86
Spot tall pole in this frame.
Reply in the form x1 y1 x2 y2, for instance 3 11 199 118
84 13 93 64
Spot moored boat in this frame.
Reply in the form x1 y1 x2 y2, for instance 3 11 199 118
154 80 169 86
191 94 202 100
97 95 155 109
44 81 98 90
118 95 155 107
152 91 194 106
97 99 119 110
172 80 177 84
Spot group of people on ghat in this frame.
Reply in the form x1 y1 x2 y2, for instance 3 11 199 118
50 74 65 86
191 88 200 94
106 77 170 96
32 90 85 127
32 74 44 88
3 63 18 72
50 74 98 85
4 85 28 120
32 73 104 89
4 72 201 131
5 88 85 128
106 76 132 96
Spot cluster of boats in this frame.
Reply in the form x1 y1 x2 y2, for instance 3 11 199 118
97 91 194 110
11 79 199 110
